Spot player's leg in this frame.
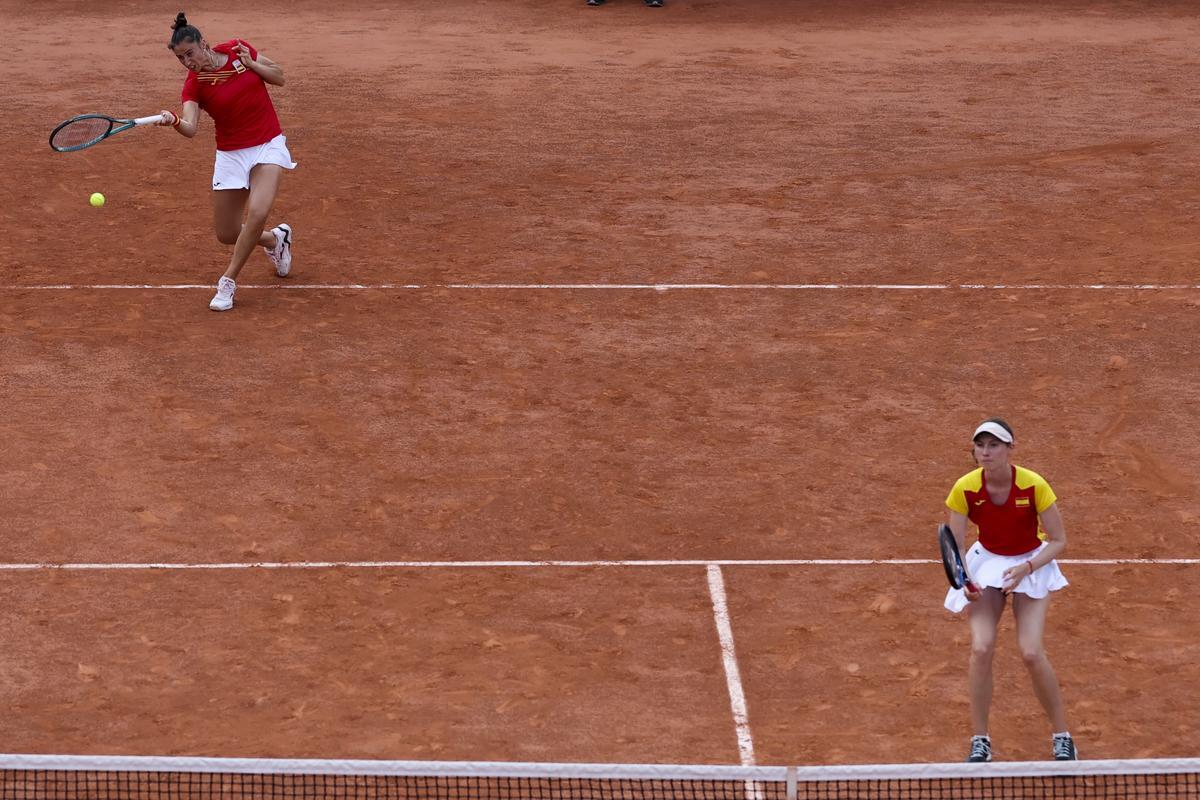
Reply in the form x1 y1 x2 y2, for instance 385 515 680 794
1012 592 1067 728
207 170 283 311
1013 592 1074 758
248 163 292 278
221 163 283 281
213 189 277 250
209 188 253 311
965 588 1005 760
251 136 298 277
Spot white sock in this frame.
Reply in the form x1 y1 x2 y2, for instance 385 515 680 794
1053 731 1071 738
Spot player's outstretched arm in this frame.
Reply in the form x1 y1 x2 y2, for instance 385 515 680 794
158 101 201 138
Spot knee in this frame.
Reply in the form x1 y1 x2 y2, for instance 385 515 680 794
243 207 270 230
1020 646 1046 668
215 228 240 246
970 640 996 664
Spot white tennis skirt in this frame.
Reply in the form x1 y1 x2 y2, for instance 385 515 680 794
212 133 297 191
944 541 1068 613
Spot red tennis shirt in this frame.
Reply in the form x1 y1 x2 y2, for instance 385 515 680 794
181 40 282 151
945 465 1057 555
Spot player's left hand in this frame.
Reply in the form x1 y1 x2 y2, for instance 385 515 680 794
232 40 254 63
1001 561 1033 594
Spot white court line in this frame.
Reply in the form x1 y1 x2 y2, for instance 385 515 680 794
8 283 1200 291
706 564 758 771
0 558 1197 571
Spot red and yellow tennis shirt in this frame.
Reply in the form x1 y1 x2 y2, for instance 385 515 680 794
945 465 1057 555
182 40 282 151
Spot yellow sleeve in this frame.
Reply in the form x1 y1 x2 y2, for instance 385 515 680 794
1034 474 1057 512
1016 466 1058 512
945 476 969 515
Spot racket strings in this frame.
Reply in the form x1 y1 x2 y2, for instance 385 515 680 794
52 118 112 149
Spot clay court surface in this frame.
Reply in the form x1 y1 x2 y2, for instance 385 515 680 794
2 0 1200 768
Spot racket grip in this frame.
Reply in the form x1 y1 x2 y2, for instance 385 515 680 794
135 114 169 126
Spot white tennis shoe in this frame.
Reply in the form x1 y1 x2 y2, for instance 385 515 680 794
209 276 236 311
265 223 293 277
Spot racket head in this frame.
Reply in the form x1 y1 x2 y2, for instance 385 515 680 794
938 523 968 590
49 115 118 152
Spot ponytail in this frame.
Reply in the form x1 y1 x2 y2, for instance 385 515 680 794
168 11 202 49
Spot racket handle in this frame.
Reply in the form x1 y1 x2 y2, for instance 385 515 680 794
134 114 169 126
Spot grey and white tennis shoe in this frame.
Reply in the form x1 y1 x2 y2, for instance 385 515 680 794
266 223 293 277
209 276 236 312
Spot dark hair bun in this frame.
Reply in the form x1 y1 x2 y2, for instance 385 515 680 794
173 12 188 30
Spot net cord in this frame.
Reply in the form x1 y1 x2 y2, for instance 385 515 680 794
2 755 1199 782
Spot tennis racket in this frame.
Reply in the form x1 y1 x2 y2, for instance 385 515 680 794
939 523 979 593
49 113 168 153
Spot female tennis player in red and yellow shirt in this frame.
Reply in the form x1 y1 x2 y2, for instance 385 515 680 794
944 418 1076 763
158 12 296 311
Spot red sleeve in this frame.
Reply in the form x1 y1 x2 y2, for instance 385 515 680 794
181 72 198 103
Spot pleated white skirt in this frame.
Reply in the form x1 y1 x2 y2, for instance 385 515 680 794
944 541 1068 613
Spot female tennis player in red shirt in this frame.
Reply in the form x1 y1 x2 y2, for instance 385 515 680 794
158 12 295 311
944 418 1076 763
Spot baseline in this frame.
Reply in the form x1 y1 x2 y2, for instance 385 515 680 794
1 558 1197 571
8 283 1200 291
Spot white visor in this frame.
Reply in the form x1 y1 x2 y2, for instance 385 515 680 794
972 421 1013 444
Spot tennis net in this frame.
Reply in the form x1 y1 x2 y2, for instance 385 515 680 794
2 754 1198 800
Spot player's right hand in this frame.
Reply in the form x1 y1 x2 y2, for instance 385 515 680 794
157 111 178 127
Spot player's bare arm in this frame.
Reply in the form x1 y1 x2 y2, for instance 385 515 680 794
234 41 285 86
158 101 201 138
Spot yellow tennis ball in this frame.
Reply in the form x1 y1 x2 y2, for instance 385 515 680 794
89 192 105 207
